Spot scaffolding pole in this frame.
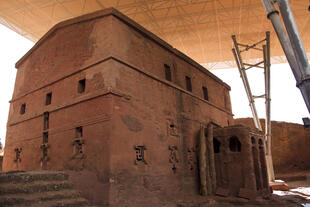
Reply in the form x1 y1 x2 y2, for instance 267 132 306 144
232 32 275 182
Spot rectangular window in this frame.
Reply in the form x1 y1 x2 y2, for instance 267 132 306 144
164 64 172 81
185 76 192 92
43 112 49 130
78 79 86 93
75 126 83 138
45 92 52 105
43 132 48 144
202 86 209 101
20 103 26 115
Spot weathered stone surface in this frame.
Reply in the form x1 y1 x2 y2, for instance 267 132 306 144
215 187 229 197
2 8 282 207
0 170 91 207
235 118 310 173
238 188 256 200
213 125 270 199
120 115 143 132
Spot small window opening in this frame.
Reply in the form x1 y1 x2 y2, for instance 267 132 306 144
229 136 241 152
43 112 49 130
213 138 221 153
20 103 26 115
164 64 172 81
258 139 263 146
78 79 86 93
75 126 83 138
43 132 48 144
45 93 52 105
169 124 175 128
185 76 192 92
202 86 209 101
251 137 256 144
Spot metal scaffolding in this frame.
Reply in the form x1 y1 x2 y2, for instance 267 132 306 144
232 32 275 182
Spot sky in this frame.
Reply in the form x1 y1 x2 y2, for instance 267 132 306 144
0 24 309 145
0 24 34 144
212 65 309 123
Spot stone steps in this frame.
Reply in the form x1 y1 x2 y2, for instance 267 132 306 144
0 189 82 206
0 170 95 207
8 197 90 207
0 171 68 184
0 180 74 194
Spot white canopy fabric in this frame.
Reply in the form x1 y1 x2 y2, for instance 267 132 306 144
0 0 309 69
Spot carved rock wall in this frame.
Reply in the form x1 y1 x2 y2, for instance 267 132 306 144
234 118 310 174
4 9 233 206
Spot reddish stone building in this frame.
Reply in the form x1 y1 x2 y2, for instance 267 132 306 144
213 126 269 198
3 8 268 206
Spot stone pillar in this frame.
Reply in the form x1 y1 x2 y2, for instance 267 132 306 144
198 124 207 195
206 123 216 194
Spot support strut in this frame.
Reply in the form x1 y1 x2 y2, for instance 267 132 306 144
261 0 310 114
232 32 275 182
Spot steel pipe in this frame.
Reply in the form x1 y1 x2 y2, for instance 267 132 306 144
262 0 310 113
232 36 263 131
263 35 275 181
277 0 310 77
277 0 310 113
261 0 302 83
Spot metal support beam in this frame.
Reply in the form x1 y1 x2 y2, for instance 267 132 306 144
232 35 263 131
277 0 310 114
232 32 275 182
261 0 310 114
263 32 275 182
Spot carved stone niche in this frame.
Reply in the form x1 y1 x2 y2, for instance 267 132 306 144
187 147 197 172
168 145 179 173
72 138 85 159
40 143 50 162
14 147 22 163
166 119 178 137
134 145 147 165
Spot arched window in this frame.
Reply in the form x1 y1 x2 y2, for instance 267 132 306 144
251 137 256 144
229 136 241 152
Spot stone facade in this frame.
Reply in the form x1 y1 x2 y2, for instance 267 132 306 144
213 126 269 199
3 8 269 206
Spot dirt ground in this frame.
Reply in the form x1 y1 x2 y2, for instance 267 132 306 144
271 170 310 207
172 171 310 207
